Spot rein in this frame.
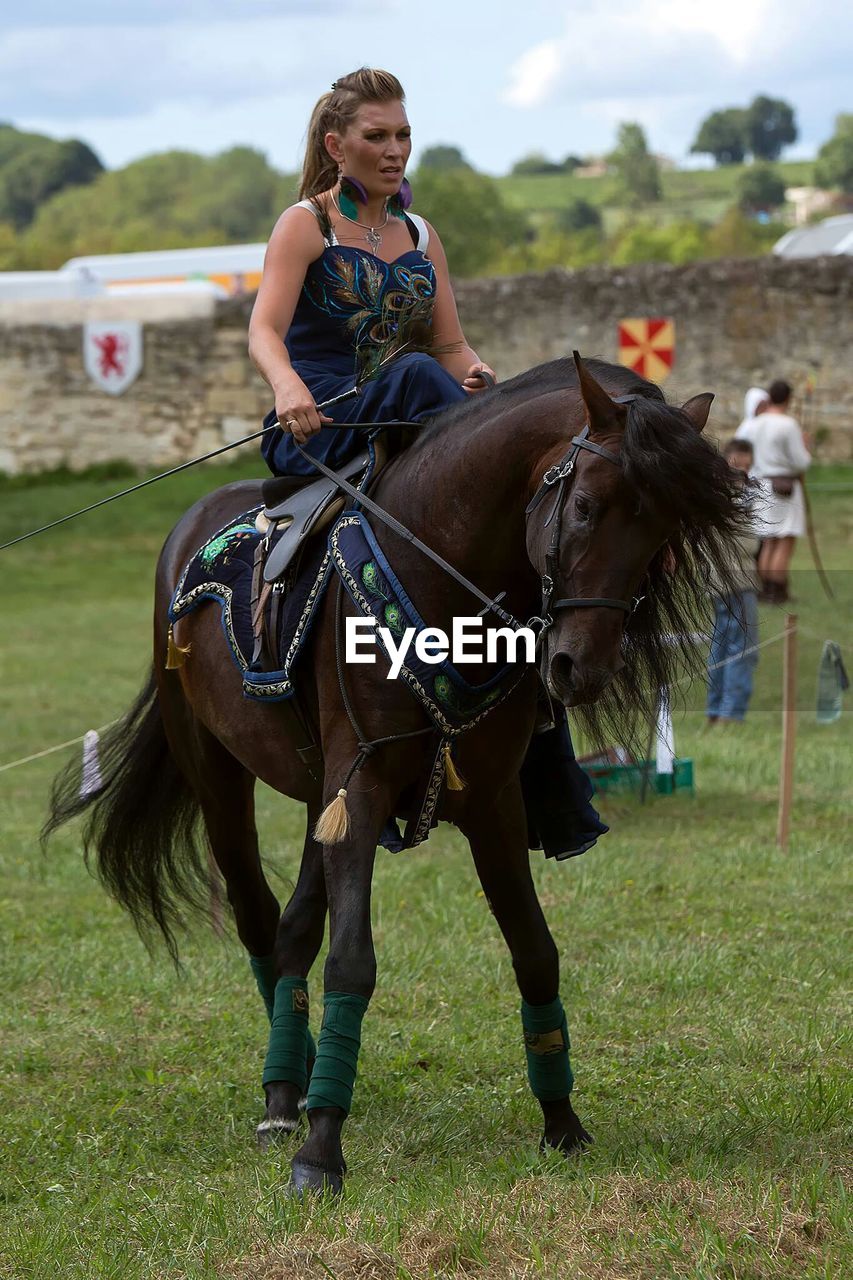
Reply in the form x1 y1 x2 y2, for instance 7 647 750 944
291 439 521 629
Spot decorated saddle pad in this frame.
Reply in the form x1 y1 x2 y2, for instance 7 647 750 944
328 510 528 735
168 507 332 701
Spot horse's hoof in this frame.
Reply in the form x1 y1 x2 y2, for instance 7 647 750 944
288 1158 344 1198
256 1116 301 1148
540 1122 593 1156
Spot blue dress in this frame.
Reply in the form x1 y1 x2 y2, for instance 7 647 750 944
261 213 468 477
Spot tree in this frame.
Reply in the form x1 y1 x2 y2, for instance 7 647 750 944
610 219 710 266
560 155 583 172
510 151 563 176
411 168 528 275
21 146 286 265
690 108 748 165
607 123 661 206
0 131 103 229
555 198 602 233
706 206 782 257
737 162 786 213
745 95 797 161
815 114 853 193
417 144 472 172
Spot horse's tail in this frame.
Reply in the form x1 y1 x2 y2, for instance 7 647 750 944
43 667 210 959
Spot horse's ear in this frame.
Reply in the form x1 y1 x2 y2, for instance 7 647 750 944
681 393 714 433
573 350 626 437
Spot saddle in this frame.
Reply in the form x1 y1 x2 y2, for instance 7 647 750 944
249 442 386 670
259 449 372 584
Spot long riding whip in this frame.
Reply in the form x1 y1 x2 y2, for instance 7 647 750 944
0 338 440 553
802 478 834 602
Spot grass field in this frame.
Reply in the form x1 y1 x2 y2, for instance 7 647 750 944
0 455 850 1279
497 160 816 231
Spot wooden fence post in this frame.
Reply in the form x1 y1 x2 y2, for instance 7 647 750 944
777 613 798 849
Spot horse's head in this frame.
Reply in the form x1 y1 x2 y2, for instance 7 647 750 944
526 353 714 709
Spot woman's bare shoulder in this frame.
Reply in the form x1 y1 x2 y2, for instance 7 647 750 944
265 199 329 262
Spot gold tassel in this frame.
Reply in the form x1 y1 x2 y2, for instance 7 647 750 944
314 788 350 844
443 743 466 791
166 624 192 670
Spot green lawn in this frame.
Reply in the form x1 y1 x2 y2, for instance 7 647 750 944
0 456 850 1279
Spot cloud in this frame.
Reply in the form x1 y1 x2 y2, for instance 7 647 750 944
0 1 374 29
501 0 851 121
0 3 394 117
0 18 338 117
504 40 563 109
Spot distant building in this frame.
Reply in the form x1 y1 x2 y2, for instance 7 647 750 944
60 244 265 295
0 244 265 304
773 214 853 258
784 187 837 226
574 160 610 179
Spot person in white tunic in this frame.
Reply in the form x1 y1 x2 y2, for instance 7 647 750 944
734 386 769 447
750 379 811 604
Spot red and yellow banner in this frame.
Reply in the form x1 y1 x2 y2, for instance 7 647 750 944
617 318 675 382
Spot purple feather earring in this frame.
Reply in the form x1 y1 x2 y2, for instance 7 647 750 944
389 177 413 217
339 174 368 220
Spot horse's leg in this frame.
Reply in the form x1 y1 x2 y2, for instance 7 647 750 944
258 809 328 1145
287 772 386 1195
460 781 591 1155
157 676 281 960
160 688 329 1142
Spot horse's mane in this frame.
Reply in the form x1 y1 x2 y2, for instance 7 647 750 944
415 357 750 749
411 356 662 445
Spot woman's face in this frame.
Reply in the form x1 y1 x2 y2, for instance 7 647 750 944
326 99 411 200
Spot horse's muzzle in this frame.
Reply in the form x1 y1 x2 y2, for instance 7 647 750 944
547 650 620 706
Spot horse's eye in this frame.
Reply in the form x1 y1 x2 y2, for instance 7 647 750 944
574 496 593 521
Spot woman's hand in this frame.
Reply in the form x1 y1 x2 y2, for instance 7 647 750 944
274 372 333 445
462 362 497 394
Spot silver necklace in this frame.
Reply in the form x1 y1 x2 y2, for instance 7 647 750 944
334 196 389 253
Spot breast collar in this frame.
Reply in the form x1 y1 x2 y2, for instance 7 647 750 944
524 394 642 633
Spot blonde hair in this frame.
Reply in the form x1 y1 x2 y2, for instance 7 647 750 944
299 68 406 200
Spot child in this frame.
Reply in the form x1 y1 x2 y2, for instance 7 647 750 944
706 440 761 724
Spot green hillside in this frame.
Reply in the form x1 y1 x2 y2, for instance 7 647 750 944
497 159 816 230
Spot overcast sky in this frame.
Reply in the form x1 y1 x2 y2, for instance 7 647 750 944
2 0 849 175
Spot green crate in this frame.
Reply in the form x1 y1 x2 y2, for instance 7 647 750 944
585 758 694 795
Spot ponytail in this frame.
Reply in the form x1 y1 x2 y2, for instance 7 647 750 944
298 68 406 201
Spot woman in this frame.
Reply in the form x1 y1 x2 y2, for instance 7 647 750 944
248 67 495 476
248 67 605 859
751 379 811 604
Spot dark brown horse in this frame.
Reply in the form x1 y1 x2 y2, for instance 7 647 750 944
47 355 743 1195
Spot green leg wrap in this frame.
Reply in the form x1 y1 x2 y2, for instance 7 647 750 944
250 953 278 1022
262 977 313 1091
304 991 369 1115
522 996 574 1101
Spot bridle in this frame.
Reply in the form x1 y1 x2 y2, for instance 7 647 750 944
524 394 643 641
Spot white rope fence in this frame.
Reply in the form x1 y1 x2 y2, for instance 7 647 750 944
0 620 812 779
0 720 117 776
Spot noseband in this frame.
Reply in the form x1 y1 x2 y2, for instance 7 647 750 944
524 395 641 638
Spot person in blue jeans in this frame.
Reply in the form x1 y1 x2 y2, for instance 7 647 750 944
707 439 761 723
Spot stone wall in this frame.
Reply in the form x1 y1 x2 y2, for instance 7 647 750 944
454 255 853 458
0 293 271 476
1 255 851 476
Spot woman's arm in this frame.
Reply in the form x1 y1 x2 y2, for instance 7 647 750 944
424 221 496 391
784 418 812 473
248 206 333 442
